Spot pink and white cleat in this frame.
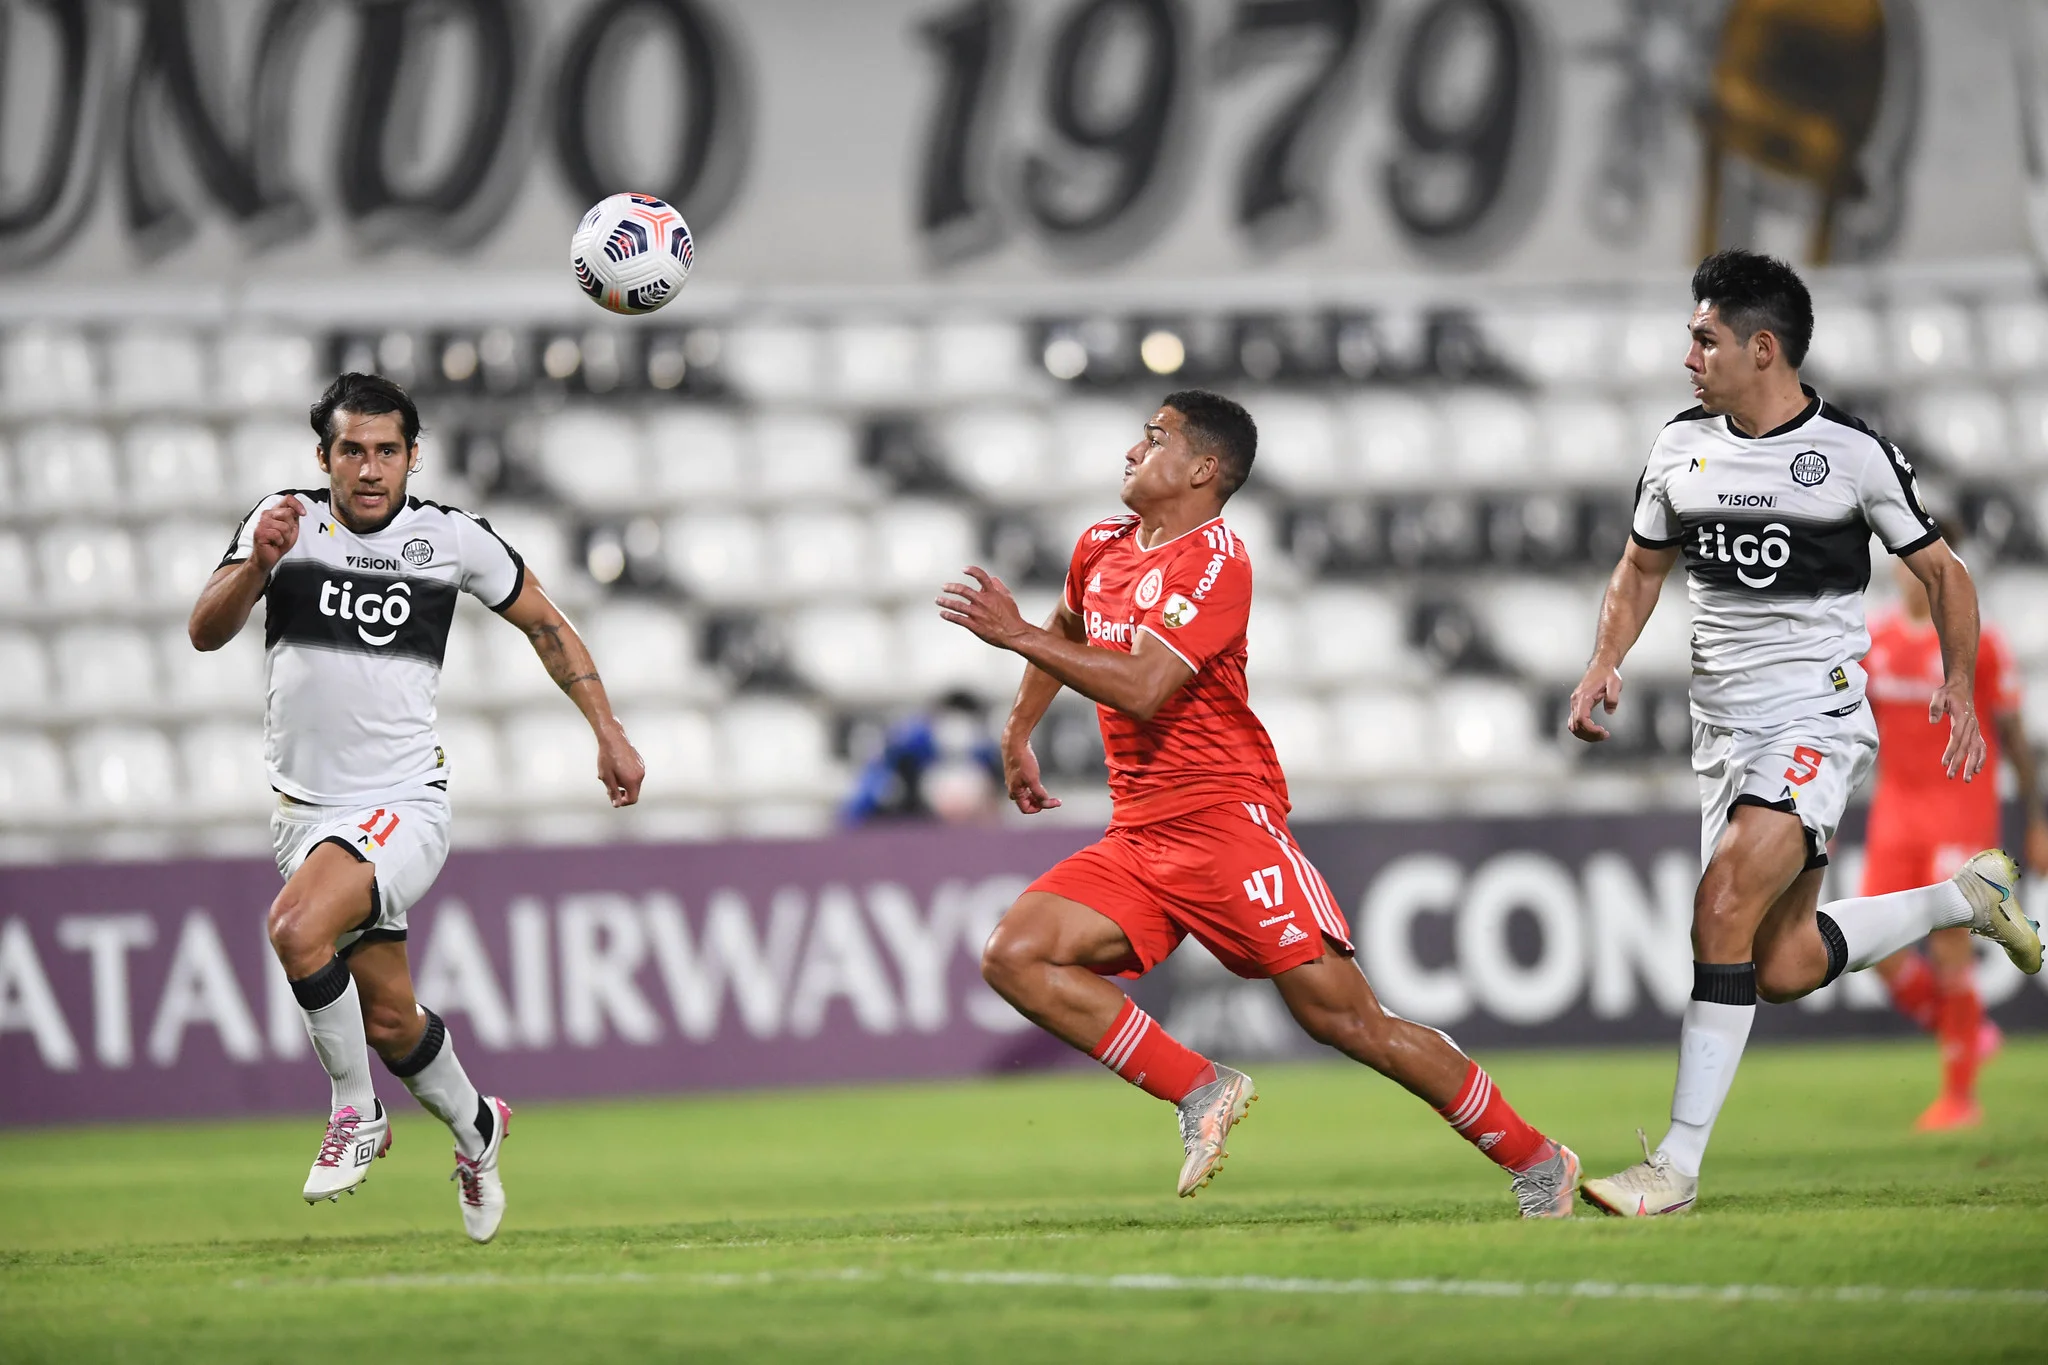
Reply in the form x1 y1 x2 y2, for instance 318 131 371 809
302 1101 391 1203
452 1096 513 1243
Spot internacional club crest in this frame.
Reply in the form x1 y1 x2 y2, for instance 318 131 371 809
1134 568 1164 609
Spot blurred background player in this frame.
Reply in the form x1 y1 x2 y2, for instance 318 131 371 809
940 391 1581 1218
841 690 1004 825
1568 251 2042 1218
188 373 645 1241
1863 530 2048 1131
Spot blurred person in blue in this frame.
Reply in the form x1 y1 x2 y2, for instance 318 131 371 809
844 691 1005 825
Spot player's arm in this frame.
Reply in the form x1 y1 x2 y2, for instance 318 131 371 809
940 568 1193 722
1902 539 1986 781
992 602 1084 814
189 496 304 651
1567 538 1679 742
496 573 645 807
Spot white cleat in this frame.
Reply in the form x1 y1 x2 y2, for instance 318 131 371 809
1579 1130 1697 1219
452 1096 512 1244
302 1102 391 1203
1954 849 2041 975
1176 1065 1256 1198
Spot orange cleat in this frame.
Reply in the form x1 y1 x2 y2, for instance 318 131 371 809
1913 1094 1983 1132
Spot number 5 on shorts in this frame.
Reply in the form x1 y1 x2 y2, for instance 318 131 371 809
1783 746 1824 785
1243 865 1284 910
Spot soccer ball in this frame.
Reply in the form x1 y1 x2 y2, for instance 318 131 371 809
570 193 694 315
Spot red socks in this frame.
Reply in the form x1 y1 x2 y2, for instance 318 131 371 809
1437 1061 1548 1172
1937 982 1985 1102
1887 953 1940 1032
1091 997 1216 1104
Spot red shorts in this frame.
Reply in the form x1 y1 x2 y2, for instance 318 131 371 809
1029 800 1354 980
1861 833 1988 897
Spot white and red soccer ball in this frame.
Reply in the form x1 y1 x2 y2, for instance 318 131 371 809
570 193 694 315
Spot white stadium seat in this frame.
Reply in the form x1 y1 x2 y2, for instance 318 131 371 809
828 322 921 401
1436 679 1550 774
1540 397 1634 481
0 730 66 817
1888 302 1975 377
1252 691 1333 780
0 631 50 717
1050 402 1139 498
936 407 1051 503
0 532 33 612
2 325 97 413
579 602 718 702
1297 585 1416 685
107 328 208 411
896 605 1014 698
1802 302 1885 385
1983 301 2048 375
475 506 574 600
1617 309 1688 386
37 524 138 609
436 713 506 800
1243 395 1341 493
536 410 644 509
217 330 319 410
70 724 179 815
1909 389 2008 470
1476 579 1603 682
476 610 559 702
724 324 823 401
1345 393 1439 488
142 520 233 606
126 424 229 511
54 626 159 717
502 708 606 804
752 412 871 503
157 625 264 714
619 707 719 801
179 722 268 813
229 421 317 504
644 408 746 504
872 500 976 597
2006 389 2048 467
766 508 870 599
1486 306 1613 385
18 425 119 512
1442 390 1538 479
784 604 898 701
1244 596 1301 685
663 510 767 605
718 697 837 798
1327 687 1431 777
929 319 1027 396
1983 571 2048 666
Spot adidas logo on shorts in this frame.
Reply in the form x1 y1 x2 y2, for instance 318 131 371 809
1276 922 1308 946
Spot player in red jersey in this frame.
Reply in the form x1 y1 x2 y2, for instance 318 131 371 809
938 390 1579 1217
1862 547 2048 1130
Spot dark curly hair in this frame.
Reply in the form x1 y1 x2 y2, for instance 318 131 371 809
310 372 421 453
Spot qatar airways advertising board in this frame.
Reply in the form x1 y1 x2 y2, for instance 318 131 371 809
4 811 2044 1128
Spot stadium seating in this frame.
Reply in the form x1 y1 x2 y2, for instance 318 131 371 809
1 283 2043 861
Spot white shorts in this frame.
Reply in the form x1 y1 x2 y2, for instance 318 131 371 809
1693 702 1878 872
270 794 452 955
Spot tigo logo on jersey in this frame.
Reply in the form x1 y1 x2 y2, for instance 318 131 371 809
319 578 414 645
1160 593 1198 628
402 538 434 566
1694 521 1792 588
1134 568 1164 610
1790 451 1829 486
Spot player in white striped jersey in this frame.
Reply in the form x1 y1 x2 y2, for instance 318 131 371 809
189 373 645 1240
1566 251 2040 1219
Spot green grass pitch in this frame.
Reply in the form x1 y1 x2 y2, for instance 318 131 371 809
4 1039 2046 1363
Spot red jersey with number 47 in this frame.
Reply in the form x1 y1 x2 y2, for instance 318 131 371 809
1865 608 2019 841
1063 514 1288 827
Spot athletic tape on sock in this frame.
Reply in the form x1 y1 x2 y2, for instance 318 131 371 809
289 956 351 1011
1691 961 1757 1006
1815 912 1849 986
385 1007 447 1078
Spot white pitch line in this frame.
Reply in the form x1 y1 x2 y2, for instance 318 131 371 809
230 1267 2048 1307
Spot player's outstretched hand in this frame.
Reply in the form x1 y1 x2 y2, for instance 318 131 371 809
250 495 305 571
937 566 1028 650
1002 739 1061 815
1566 663 1623 743
1929 683 1986 781
596 724 645 808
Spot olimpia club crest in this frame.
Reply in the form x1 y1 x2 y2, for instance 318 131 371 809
1790 450 1829 486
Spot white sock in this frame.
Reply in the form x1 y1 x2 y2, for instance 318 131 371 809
388 1007 488 1158
290 958 378 1116
1822 882 1972 974
1656 962 1757 1178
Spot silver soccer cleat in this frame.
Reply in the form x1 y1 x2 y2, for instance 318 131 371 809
1579 1130 1698 1218
1954 849 2041 975
1176 1065 1256 1198
1509 1141 1580 1219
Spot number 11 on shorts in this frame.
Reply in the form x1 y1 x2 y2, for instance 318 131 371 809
1243 865 1284 909
356 809 401 846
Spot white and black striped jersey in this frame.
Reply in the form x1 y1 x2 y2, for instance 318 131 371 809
1630 385 1940 728
221 490 525 805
